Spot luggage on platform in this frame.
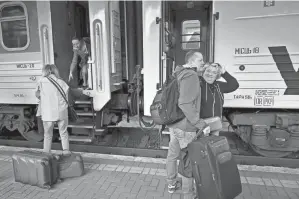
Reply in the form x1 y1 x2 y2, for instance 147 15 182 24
12 150 59 189
58 153 84 178
178 117 223 178
188 136 242 199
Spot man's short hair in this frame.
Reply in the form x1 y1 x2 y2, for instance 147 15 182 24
185 50 202 63
72 36 81 41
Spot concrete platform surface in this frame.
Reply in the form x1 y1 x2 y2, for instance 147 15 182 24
0 146 299 199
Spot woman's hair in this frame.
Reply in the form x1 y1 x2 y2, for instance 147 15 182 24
42 64 60 78
199 62 222 79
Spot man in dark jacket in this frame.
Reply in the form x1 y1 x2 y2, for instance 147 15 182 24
166 51 208 197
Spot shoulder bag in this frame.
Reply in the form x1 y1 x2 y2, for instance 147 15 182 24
47 76 78 122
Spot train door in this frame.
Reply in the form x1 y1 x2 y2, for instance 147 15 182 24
174 4 211 65
87 1 122 111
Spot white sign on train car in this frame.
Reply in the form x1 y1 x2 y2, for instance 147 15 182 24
213 1 299 109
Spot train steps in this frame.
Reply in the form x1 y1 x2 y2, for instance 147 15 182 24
55 99 106 143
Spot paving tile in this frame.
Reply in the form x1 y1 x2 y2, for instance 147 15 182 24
1 153 299 199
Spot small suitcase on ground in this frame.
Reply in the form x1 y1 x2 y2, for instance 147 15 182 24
12 150 59 189
58 153 84 178
188 136 242 199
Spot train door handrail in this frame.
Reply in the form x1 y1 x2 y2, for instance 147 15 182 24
40 24 50 65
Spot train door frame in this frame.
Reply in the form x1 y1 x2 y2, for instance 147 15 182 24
172 2 212 66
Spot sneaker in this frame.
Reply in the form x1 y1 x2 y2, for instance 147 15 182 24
168 181 178 194
62 150 72 156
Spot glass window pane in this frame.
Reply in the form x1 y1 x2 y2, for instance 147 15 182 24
1 5 25 17
1 20 28 48
182 20 201 50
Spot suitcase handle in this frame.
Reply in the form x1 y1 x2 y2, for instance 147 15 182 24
193 126 209 141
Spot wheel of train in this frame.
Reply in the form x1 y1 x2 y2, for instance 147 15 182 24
249 144 293 158
18 120 43 142
127 90 143 116
235 125 298 158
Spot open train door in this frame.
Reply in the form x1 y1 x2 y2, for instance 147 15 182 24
86 1 122 111
0 1 54 142
142 1 162 116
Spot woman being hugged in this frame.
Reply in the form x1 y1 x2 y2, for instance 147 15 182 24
36 64 71 155
198 62 239 135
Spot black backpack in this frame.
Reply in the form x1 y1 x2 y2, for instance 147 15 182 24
150 68 191 125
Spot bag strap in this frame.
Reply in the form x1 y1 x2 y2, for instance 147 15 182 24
46 76 70 106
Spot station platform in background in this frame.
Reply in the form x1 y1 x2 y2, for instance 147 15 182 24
0 146 299 199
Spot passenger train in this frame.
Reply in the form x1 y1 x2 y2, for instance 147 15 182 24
1 0 299 158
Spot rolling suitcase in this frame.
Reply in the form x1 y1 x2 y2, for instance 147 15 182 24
178 116 223 178
58 153 84 178
188 136 242 199
12 150 59 189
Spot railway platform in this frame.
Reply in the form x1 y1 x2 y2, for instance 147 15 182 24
0 146 299 199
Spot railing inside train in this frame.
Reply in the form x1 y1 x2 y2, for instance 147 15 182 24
40 24 50 65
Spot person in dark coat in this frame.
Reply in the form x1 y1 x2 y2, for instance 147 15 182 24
198 62 239 135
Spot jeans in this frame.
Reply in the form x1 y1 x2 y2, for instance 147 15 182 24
43 119 69 153
166 128 196 197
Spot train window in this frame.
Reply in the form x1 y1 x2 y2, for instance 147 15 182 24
181 20 201 50
0 2 29 51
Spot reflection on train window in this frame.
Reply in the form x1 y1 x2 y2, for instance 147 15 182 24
181 20 200 50
0 3 29 51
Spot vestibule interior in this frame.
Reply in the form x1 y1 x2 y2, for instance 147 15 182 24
162 1 213 79
50 1 90 87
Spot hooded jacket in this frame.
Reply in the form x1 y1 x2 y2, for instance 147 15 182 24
199 72 239 119
168 65 206 132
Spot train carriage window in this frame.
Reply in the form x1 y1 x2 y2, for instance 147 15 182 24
181 20 200 50
0 2 29 51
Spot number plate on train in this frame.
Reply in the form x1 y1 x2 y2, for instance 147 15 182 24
254 96 274 107
16 64 34 68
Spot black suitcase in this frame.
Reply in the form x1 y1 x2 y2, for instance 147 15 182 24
12 150 59 189
188 136 242 199
58 153 84 178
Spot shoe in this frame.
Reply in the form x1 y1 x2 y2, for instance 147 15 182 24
168 181 178 194
62 150 72 156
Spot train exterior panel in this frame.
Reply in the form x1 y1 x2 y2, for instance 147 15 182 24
213 1 299 109
0 1 54 105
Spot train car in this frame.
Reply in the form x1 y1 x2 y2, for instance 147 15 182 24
0 0 299 158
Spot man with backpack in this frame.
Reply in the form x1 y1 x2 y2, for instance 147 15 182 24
166 51 208 197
